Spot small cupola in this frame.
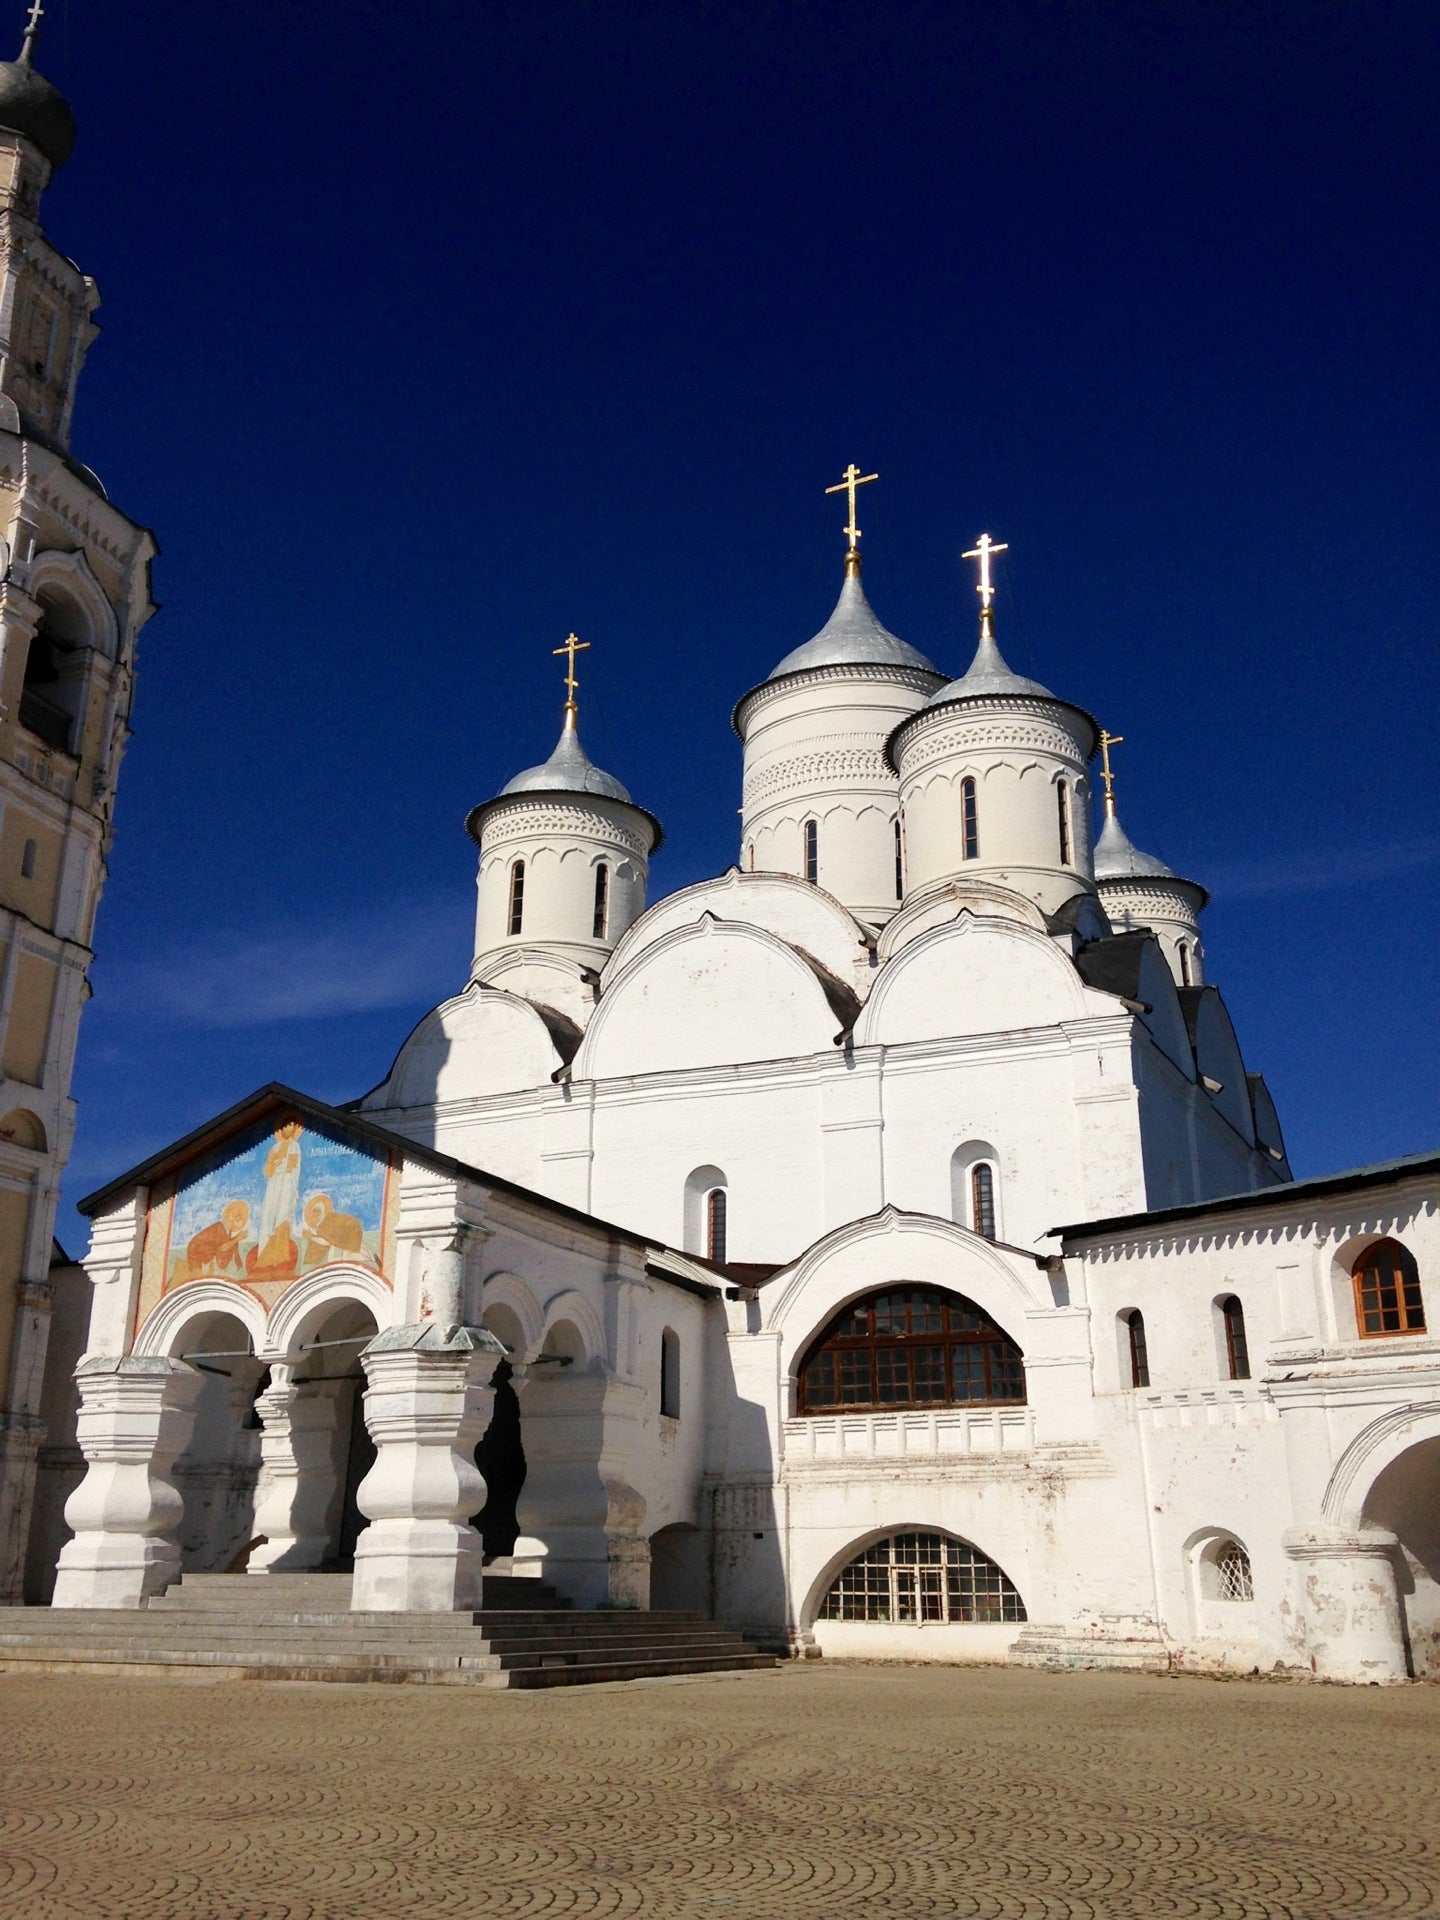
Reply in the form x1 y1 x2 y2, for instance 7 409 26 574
888 534 1098 916
1092 731 1208 987
466 635 663 979
733 466 943 926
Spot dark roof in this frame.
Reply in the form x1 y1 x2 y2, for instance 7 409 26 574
75 1084 718 1297
1073 932 1154 1006
1055 1149 1440 1244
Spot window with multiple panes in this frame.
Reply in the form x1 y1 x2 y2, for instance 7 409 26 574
798 1287 1025 1413
1125 1308 1150 1388
706 1188 728 1264
592 862 609 940
1215 1540 1254 1602
819 1531 1026 1624
1221 1295 1250 1379
1352 1239 1426 1337
1057 781 1072 865
961 777 979 860
803 818 818 883
507 860 525 936
970 1163 997 1241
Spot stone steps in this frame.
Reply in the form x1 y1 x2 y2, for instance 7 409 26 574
0 1573 776 1687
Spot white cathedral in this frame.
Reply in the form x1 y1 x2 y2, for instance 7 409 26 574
43 475 1437 1688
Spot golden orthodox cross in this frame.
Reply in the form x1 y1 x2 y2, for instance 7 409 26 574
825 464 879 564
553 631 590 722
962 532 1009 613
1099 729 1124 816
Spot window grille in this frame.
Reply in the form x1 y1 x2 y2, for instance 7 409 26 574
1125 1309 1149 1388
1057 781 1071 865
1221 1296 1250 1379
1353 1239 1426 1337
706 1188 728 1264
1215 1541 1254 1603
819 1531 1026 1624
592 862 609 940
970 1163 997 1241
894 817 904 900
961 778 979 860
507 859 525 936
803 818 818 884
798 1286 1025 1413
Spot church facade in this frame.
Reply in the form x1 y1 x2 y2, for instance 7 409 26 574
48 480 1440 1684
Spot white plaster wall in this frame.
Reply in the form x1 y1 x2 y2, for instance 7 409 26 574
475 793 652 971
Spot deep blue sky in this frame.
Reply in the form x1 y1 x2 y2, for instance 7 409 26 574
31 0 1439 1239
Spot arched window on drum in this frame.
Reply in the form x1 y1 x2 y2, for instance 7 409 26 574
797 1287 1024 1413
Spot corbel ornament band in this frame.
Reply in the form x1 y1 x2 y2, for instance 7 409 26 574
743 746 896 806
1095 880 1202 922
737 662 941 729
481 802 650 858
899 709 1086 775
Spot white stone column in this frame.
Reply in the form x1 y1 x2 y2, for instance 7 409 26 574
512 1366 650 1609
350 1323 505 1612
247 1372 345 1574
51 1355 203 1609
1282 1525 1410 1683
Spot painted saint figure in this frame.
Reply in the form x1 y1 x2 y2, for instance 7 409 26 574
248 1121 303 1278
301 1192 373 1268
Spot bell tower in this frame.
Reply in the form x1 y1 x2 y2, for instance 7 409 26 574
0 7 158 1600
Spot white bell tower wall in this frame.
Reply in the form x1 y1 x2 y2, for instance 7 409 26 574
737 663 939 926
894 697 1095 918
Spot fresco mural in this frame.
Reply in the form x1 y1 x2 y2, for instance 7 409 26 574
140 1116 398 1321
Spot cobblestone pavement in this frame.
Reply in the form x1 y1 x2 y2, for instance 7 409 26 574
1 1664 1437 1918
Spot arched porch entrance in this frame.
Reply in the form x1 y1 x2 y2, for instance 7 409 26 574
170 1308 268 1573
1362 1435 1440 1678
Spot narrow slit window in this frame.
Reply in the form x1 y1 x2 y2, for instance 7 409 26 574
894 818 904 900
961 778 979 860
803 818 818 884
20 838 36 880
970 1163 996 1241
1057 781 1072 865
1178 941 1193 987
507 859 525 936
706 1188 728 1264
592 862 609 940
660 1328 680 1419
1221 1296 1250 1379
1125 1309 1149 1388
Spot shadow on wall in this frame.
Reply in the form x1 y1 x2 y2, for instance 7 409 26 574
1363 1434 1440 1679
706 1316 791 1648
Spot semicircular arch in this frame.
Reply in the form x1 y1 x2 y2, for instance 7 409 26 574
134 1279 268 1359
264 1264 394 1358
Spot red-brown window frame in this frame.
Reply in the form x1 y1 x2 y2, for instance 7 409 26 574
1352 1239 1426 1338
797 1286 1025 1414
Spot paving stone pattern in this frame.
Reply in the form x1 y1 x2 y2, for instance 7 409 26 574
0 1664 1437 1918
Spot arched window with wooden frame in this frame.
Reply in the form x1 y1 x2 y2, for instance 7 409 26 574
1057 780 1072 865
1220 1295 1250 1379
592 861 609 941
507 859 525 936
803 817 819 884
705 1187 728 1264
1124 1308 1150 1388
1353 1238 1426 1338
961 777 979 860
819 1530 1027 1624
798 1286 1025 1413
970 1162 997 1241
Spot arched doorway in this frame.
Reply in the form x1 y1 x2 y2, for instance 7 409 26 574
280 1297 379 1572
473 1301 530 1563
1361 1436 1440 1678
169 1309 267 1573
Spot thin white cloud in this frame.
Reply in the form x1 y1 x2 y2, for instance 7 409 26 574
1207 838 1440 902
105 897 469 1029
